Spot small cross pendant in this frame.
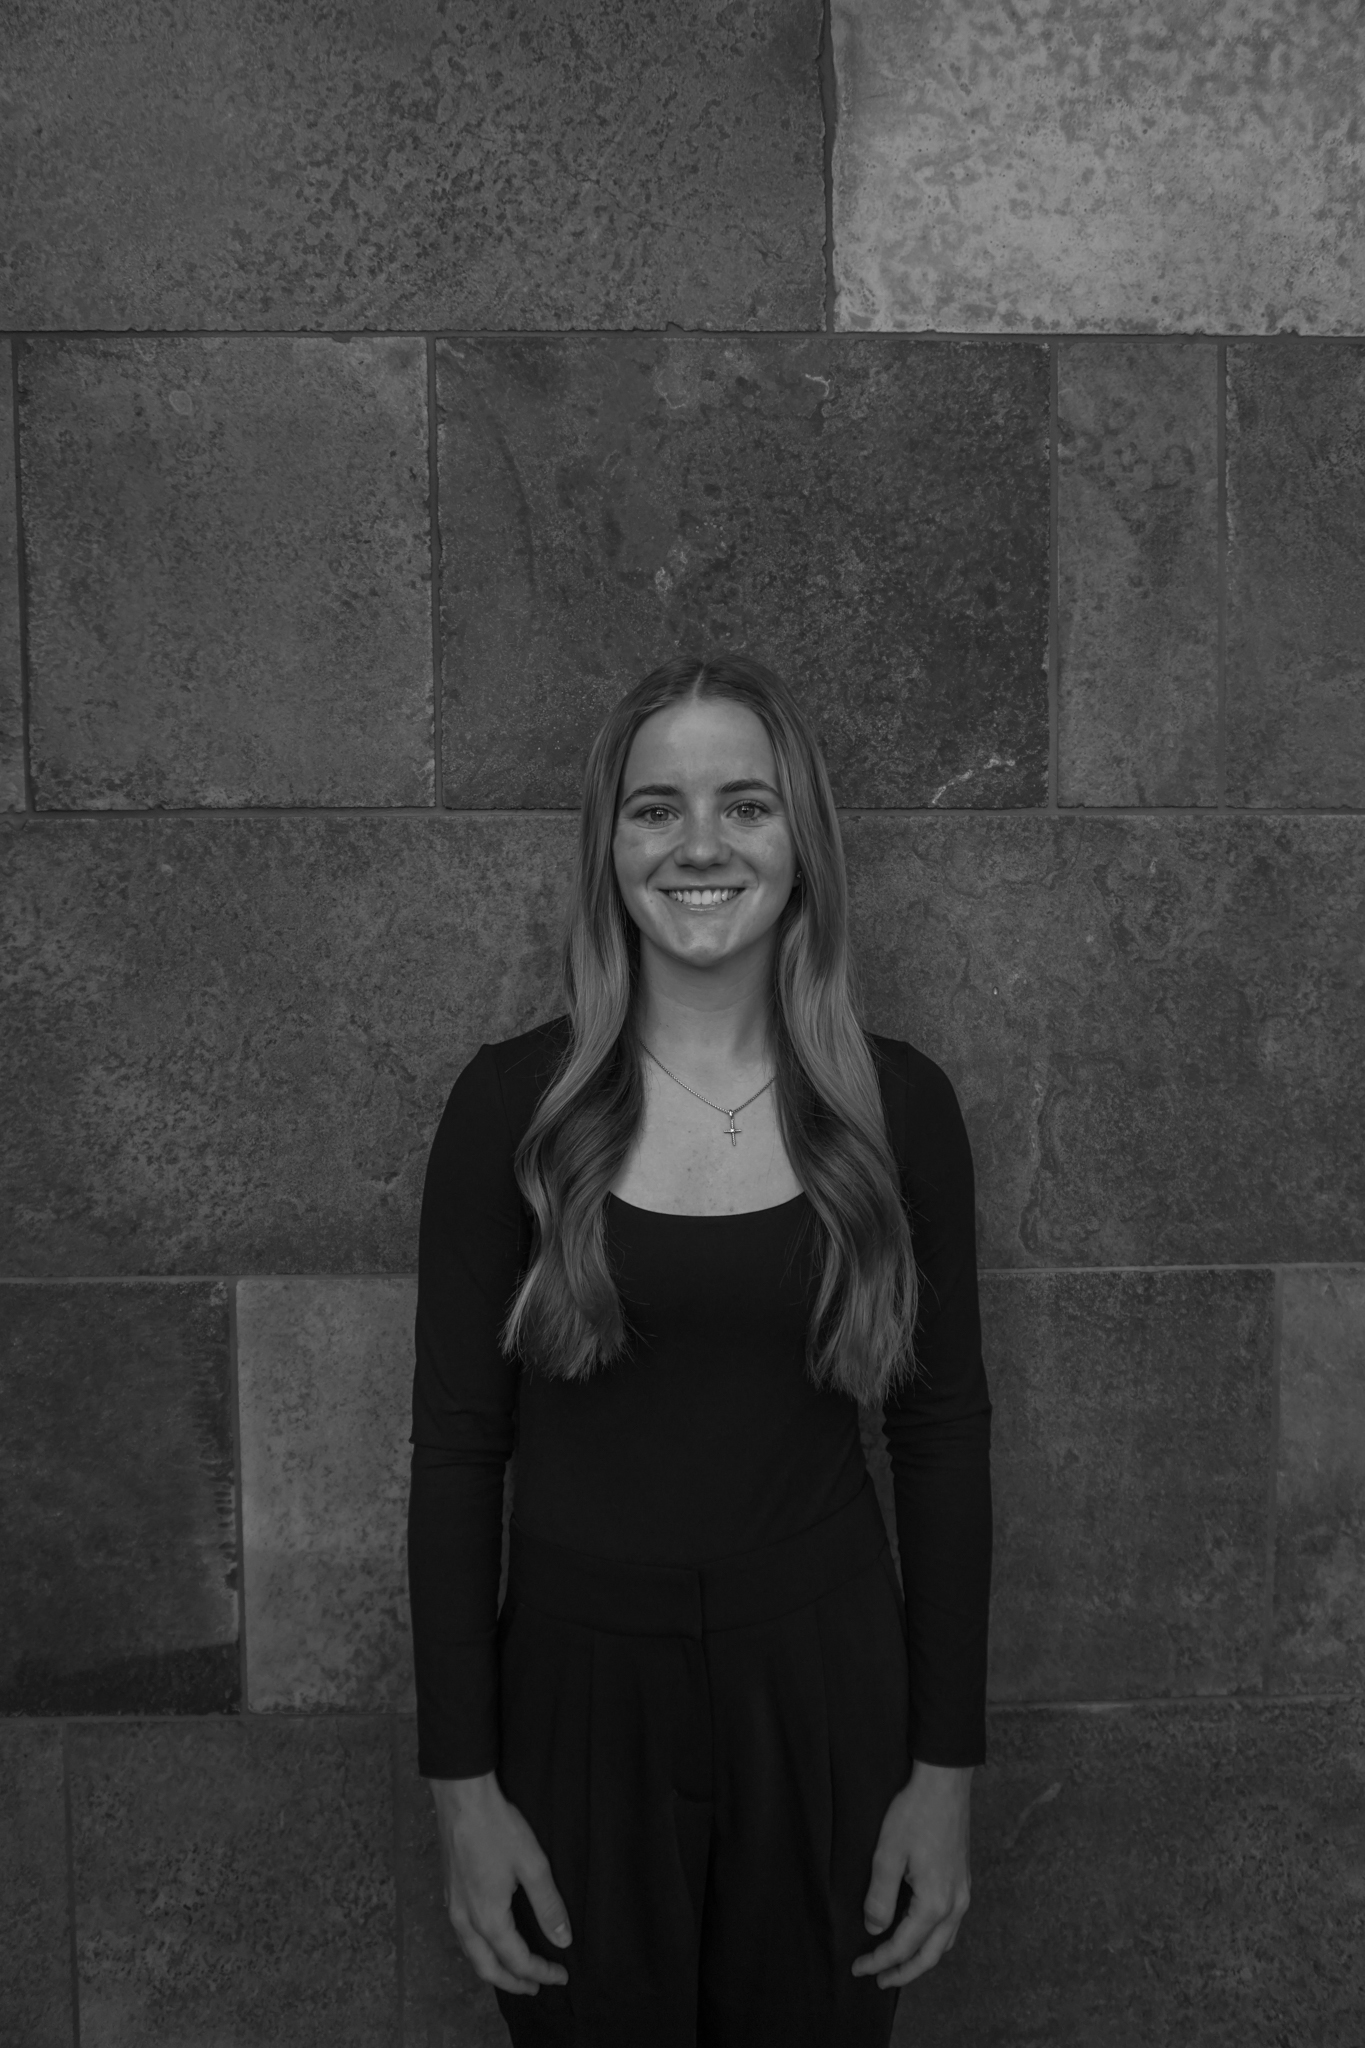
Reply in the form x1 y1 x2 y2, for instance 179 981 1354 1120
727 1115 740 1146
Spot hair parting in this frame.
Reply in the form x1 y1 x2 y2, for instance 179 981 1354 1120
498 654 918 1404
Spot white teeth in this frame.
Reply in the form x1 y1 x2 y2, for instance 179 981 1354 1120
665 887 740 907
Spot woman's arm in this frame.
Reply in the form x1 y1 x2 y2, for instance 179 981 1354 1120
407 1042 526 1778
407 1041 573 1994
882 1047 993 1768
854 1044 992 1987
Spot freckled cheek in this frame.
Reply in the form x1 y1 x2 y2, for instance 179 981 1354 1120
613 853 663 915
612 837 647 890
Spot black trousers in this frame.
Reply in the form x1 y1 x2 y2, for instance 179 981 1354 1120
495 1480 912 2048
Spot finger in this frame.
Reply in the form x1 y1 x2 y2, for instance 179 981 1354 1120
851 1894 943 1977
458 1924 545 1997
876 1916 957 1989
476 1907 570 1988
861 1842 906 1935
518 1855 573 1951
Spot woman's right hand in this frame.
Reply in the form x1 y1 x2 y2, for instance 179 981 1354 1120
429 1772 573 1995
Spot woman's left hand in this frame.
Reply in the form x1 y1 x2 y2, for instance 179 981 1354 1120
851 1759 974 1989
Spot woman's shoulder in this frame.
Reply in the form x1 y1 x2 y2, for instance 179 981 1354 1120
464 1014 571 1141
430 1017 568 1170
866 1031 962 1117
865 1031 970 1181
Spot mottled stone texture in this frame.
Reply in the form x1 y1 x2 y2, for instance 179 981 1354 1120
0 1284 237 1712
1227 343 1365 807
1272 1268 1365 1694
397 1723 506 2048
6 814 1365 1278
0 341 23 810
1058 344 1219 806
0 1726 71 2048
0 814 573 1275
239 1277 417 1712
834 0 1365 335
439 336 1049 808
21 337 432 808
3 0 823 331
847 815 1365 1270
982 1270 1274 1701
889 1699 1365 2048
69 1719 394 2048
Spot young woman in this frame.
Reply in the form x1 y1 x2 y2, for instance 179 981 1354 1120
407 655 993 2048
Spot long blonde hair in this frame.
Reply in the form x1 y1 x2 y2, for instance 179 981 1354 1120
500 655 917 1403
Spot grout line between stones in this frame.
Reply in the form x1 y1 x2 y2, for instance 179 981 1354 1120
5 803 1365 826
1048 339 1060 813
15 1690 1351 1736
0 1271 419 1284
10 337 36 811
226 1279 250 1716
62 1720 81 2048
7 1259 1363 1286
1262 1266 1283 1696
985 1689 1355 1716
3 1683 1342 1740
1216 341 1229 808
819 0 837 333
1 326 1358 346
427 337 443 812
978 1259 1355 1277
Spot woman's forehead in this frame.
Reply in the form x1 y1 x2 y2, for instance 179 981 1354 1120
624 697 775 777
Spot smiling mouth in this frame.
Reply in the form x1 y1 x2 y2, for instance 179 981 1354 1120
662 886 743 908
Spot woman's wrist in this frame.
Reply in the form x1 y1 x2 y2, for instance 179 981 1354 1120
428 1769 500 1811
909 1759 974 1794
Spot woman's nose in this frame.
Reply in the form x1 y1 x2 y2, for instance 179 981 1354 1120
676 808 726 865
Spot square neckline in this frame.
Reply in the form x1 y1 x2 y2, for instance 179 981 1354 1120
607 1190 808 1220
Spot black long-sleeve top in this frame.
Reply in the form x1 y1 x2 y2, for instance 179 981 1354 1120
408 1017 992 1780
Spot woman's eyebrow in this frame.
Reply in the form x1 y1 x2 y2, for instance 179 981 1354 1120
619 778 781 805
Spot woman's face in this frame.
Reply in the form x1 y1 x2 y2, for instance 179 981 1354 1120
612 695 798 978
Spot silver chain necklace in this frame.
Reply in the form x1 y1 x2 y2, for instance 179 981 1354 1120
643 1045 776 1148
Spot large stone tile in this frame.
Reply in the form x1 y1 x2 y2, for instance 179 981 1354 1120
238 1278 514 1724
6 815 1363 1280
69 1718 395 2048
0 340 23 811
889 1698 1365 2048
0 813 573 1275
1272 1267 1365 1693
239 1277 417 1712
834 0 1365 334
438 336 1049 808
1227 343 1365 808
982 1270 1274 1701
397 1722 505 2048
848 813 1365 1269
0 1725 71 2048
0 1283 237 1712
3 0 822 332
21 337 432 808
1058 344 1219 807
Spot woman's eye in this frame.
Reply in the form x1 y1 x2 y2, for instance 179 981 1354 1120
625 801 769 825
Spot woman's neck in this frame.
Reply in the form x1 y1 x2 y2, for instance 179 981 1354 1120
634 941 776 1073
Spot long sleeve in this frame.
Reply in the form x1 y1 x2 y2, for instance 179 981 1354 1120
407 1042 529 1779
880 1044 994 1767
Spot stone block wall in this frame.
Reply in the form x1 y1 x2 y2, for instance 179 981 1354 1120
2 4 1363 2044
